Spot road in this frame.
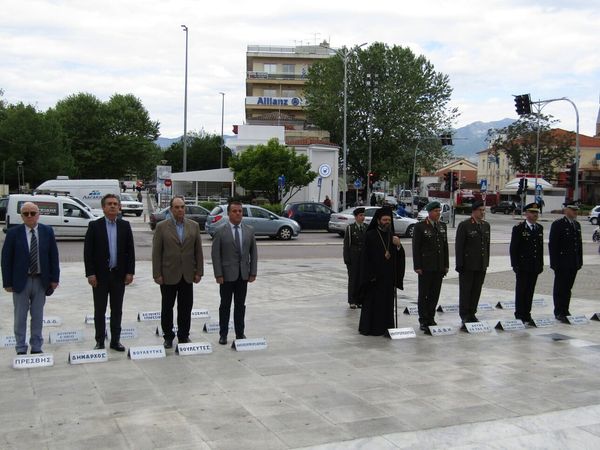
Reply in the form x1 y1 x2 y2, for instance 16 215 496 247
3 210 597 262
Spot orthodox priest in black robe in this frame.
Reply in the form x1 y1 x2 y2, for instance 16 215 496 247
358 207 405 336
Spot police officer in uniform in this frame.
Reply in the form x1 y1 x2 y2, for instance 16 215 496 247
343 207 367 309
455 199 490 323
413 201 449 331
549 203 583 322
510 202 543 324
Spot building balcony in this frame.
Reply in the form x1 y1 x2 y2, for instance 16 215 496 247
247 71 307 81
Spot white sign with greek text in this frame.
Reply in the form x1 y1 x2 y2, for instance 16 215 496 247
190 309 210 319
176 342 212 355
128 345 166 360
13 354 54 369
49 330 84 344
388 327 416 340
138 311 161 321
464 321 492 334
42 316 62 327
403 306 419 315
1 335 17 348
69 349 108 365
233 338 267 352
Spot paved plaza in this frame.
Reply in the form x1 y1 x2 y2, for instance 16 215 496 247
1 243 600 448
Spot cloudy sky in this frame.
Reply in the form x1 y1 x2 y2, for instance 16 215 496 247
2 0 599 138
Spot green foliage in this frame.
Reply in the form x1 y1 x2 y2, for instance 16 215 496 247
260 203 283 215
228 138 317 204
487 114 574 180
163 132 232 172
199 201 218 211
304 42 457 185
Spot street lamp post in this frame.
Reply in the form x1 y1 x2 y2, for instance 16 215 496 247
219 92 225 168
16 160 24 193
181 25 189 172
326 43 368 210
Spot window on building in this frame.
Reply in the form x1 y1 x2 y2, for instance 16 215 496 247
281 89 296 97
263 89 277 97
282 64 295 74
263 63 277 74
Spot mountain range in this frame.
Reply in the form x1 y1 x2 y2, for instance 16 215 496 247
154 118 516 158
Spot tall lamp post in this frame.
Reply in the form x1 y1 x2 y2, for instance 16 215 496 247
181 25 189 172
16 160 24 193
326 43 368 210
219 92 225 168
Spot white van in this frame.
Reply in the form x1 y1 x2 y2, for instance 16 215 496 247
4 194 96 238
36 179 120 209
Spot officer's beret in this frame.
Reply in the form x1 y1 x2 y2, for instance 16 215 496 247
353 207 366 216
425 201 441 212
471 200 484 210
524 203 540 212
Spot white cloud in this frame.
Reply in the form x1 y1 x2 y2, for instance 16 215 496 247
1 0 598 138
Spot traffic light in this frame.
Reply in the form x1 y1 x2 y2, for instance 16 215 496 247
517 177 527 196
514 94 532 115
368 172 378 188
444 172 451 191
440 133 453 146
567 164 576 187
451 172 458 191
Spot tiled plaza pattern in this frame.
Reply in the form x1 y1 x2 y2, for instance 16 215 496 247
1 252 599 449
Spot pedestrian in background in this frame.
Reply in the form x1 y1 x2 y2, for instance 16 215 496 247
455 200 490 324
549 203 583 323
1 202 60 355
152 196 203 348
510 202 543 325
413 201 449 332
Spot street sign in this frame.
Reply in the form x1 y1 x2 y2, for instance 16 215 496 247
164 179 172 187
318 164 331 178
353 179 362 189
278 175 285 188
536 184 543 193
317 177 322 187
480 179 487 192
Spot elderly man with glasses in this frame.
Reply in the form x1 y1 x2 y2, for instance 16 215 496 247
1 202 60 355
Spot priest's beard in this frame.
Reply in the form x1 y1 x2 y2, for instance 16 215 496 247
377 223 391 232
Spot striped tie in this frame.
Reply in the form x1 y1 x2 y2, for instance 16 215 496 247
29 229 39 274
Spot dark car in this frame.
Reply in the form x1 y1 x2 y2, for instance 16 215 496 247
149 205 210 231
282 202 333 230
0 197 7 222
491 201 521 214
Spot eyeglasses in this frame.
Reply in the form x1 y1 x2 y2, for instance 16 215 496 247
21 211 38 217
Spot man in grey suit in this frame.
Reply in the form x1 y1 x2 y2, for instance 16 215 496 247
152 196 203 348
211 201 258 345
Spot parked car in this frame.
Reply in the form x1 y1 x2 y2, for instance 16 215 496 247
417 203 451 223
206 204 301 240
491 201 522 214
282 202 333 230
149 205 211 231
118 193 144 216
589 205 600 225
328 206 418 237
0 196 7 222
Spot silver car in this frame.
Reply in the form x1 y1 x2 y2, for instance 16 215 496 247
328 206 417 237
417 202 451 223
206 204 301 240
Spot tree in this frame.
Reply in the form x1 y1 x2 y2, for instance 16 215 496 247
163 131 233 172
228 138 317 203
0 102 74 189
487 114 574 181
304 42 457 187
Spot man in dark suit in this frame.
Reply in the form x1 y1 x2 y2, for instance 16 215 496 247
2 202 60 354
412 201 449 331
211 201 258 345
549 203 583 322
455 200 490 323
84 194 135 351
343 207 367 309
152 196 203 348
510 202 544 324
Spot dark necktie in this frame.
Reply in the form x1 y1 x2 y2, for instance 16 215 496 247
29 229 39 274
234 225 241 254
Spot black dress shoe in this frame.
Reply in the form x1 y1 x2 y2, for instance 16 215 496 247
236 334 246 340
556 315 569 324
471 316 479 323
419 323 428 331
218 336 227 345
163 339 173 349
178 338 191 344
429 320 437 326
31 350 43 354
17 351 26 355
94 342 105 350
109 342 126 352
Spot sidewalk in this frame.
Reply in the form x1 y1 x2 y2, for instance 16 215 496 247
1 254 600 449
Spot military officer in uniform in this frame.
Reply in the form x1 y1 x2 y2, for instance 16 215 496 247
455 199 490 323
413 201 449 331
343 207 367 309
510 202 544 324
549 203 583 323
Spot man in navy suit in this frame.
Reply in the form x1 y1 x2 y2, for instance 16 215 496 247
211 201 258 345
2 202 60 354
84 194 135 351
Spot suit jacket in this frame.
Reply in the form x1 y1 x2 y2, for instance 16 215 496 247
549 217 583 271
510 221 543 273
84 217 135 282
152 218 204 284
412 219 449 272
455 217 491 271
211 222 257 282
1 223 60 293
